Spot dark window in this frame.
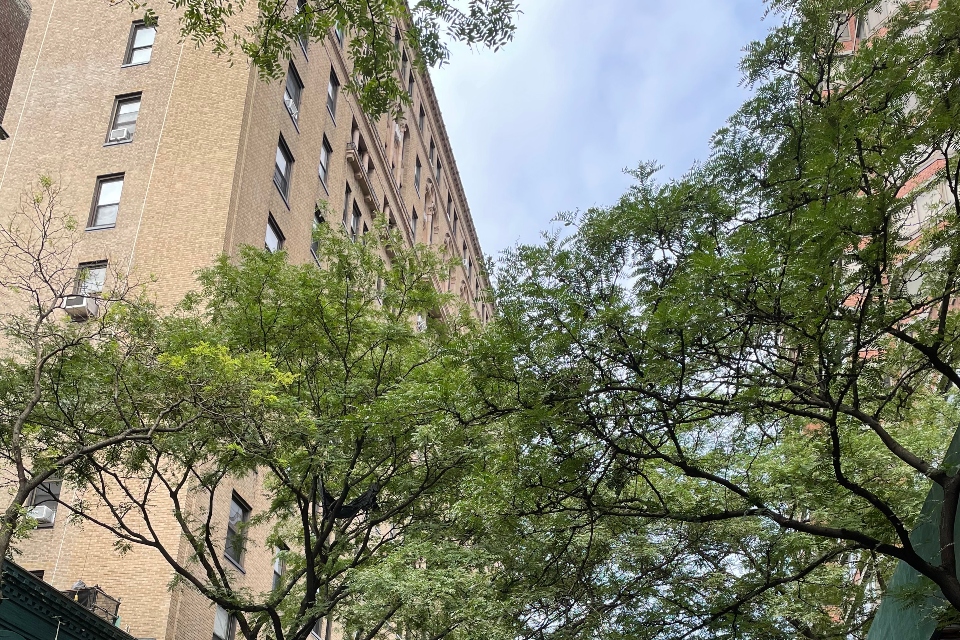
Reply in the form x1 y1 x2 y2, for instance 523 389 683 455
407 72 414 96
273 546 287 590
327 70 339 119
462 241 468 261
284 64 303 124
411 207 418 239
124 22 156 65
418 105 425 131
414 157 421 193
349 202 362 241
213 606 236 640
342 184 352 228
446 194 452 219
89 175 124 228
429 140 435 164
296 0 310 54
318 136 332 186
76 261 108 295
28 476 62 526
400 51 408 81
452 211 459 238
311 208 324 259
224 494 250 566
274 138 293 199
265 215 284 252
435 158 441 183
107 94 140 143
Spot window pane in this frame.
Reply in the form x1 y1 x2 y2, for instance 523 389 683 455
98 178 123 206
93 204 118 227
213 606 231 640
78 265 107 295
133 26 156 48
265 220 282 252
275 147 288 175
130 47 152 64
229 499 245 527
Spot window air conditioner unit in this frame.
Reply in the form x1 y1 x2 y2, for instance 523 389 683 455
284 97 299 119
108 128 129 142
61 295 98 320
28 505 56 525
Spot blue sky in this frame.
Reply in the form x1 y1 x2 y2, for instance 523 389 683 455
430 0 772 257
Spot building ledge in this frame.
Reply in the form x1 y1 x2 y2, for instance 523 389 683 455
345 142 378 208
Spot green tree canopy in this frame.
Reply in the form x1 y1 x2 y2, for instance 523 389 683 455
476 1 960 638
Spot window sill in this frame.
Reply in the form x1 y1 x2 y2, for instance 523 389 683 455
224 554 246 573
85 224 116 232
103 139 134 147
274 181 291 209
120 61 150 69
287 109 301 133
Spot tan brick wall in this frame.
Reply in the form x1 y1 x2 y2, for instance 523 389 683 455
0 0 30 138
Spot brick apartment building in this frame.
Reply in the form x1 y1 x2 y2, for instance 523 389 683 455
0 1 492 637
0 0 30 139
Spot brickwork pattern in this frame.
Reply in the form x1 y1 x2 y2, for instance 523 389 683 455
0 0 30 137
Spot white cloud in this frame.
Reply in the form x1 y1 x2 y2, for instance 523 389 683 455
431 0 771 255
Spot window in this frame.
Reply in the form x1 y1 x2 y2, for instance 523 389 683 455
106 94 140 143
429 140 435 164
446 194 453 220
28 476 62 526
467 254 473 280
435 158 441 183
273 547 287 590
311 208 324 258
327 70 339 119
311 619 324 638
296 0 310 54
856 15 869 40
452 211 459 238
274 138 293 199
414 157 421 194
400 52 408 80
407 72 414 96
342 184 352 228
349 203 362 241
76 261 107 295
418 105 425 131
213 606 236 640
284 64 303 124
265 215 284 252
334 24 344 46
124 21 156 65
318 136 332 186
224 494 250 566
411 208 418 239
89 175 124 229
462 241 468 261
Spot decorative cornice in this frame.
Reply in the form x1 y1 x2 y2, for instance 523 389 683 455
0 561 134 640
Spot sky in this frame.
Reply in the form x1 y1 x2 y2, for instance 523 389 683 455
430 0 773 258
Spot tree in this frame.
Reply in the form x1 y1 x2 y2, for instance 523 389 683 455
57 223 516 640
0 177 282 573
478 0 960 637
139 0 519 117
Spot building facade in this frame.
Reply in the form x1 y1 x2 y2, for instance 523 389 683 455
0 0 30 139
0 1 492 639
